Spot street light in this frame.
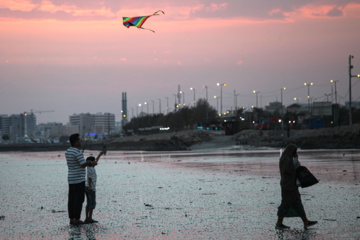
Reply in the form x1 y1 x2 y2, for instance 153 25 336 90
144 102 148 114
180 91 185 105
158 98 161 114
151 100 155 114
280 87 286 116
330 80 339 105
217 83 226 114
331 79 339 127
203 85 208 101
165 97 169 114
294 97 299 104
253 90 260 108
190 87 196 107
304 82 313 113
214 95 219 114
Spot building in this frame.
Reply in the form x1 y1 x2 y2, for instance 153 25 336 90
345 101 360 109
69 113 115 139
264 101 285 115
312 101 332 116
286 103 308 114
36 122 78 139
0 113 36 143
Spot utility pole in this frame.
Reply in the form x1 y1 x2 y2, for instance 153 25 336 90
347 56 360 125
349 55 353 125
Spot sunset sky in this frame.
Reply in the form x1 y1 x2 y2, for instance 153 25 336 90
1 0 360 124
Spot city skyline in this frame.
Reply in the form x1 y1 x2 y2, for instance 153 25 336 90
1 0 360 124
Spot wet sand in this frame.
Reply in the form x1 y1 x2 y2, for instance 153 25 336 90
0 149 359 239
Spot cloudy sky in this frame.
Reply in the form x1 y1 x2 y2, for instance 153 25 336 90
1 0 360 124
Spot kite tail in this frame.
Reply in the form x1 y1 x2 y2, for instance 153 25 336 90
140 27 155 33
152 10 165 16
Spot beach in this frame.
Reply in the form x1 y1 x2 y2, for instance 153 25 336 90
0 149 359 239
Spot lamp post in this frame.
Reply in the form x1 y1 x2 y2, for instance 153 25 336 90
234 90 239 111
280 87 286 116
294 97 299 104
203 85 208 101
217 83 226 114
173 94 177 111
253 90 260 108
180 91 185 105
214 96 219 115
330 80 339 105
138 104 142 117
151 100 154 114
190 87 196 107
144 102 148 114
158 98 161 114
165 97 169 114
304 82 313 114
331 79 339 126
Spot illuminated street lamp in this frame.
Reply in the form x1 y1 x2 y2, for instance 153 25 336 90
304 82 313 113
253 90 260 108
190 87 196 107
180 91 185 105
214 95 219 114
217 83 226 115
144 102 148 114
280 87 286 116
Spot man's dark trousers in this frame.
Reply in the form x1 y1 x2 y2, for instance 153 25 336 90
68 181 85 219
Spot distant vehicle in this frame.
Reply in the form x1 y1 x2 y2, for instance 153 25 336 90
254 117 281 130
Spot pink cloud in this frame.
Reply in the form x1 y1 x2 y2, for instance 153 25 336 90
0 0 37 12
206 3 227 12
236 60 243 66
177 60 183 66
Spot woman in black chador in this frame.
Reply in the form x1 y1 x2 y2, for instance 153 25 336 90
275 144 317 230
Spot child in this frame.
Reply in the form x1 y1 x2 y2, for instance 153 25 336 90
85 151 103 223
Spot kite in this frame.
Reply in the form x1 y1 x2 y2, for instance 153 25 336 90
123 10 165 33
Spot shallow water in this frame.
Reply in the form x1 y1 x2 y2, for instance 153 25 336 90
0 149 359 239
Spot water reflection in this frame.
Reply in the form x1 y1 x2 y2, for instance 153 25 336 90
68 224 98 240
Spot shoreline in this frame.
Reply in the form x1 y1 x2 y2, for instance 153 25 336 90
1 125 359 152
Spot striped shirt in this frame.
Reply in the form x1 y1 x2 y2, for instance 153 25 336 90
65 147 86 184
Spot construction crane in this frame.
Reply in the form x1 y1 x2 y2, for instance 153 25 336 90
31 109 55 114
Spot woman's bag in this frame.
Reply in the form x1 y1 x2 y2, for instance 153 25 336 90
296 166 319 188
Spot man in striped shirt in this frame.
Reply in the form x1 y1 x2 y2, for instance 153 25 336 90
66 133 96 225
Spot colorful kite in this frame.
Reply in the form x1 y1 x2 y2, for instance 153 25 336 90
123 10 165 33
